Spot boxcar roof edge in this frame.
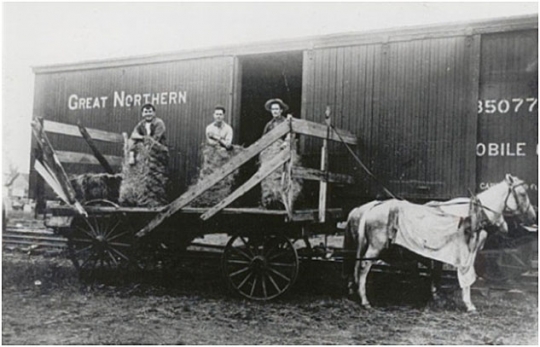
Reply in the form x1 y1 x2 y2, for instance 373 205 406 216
32 14 537 74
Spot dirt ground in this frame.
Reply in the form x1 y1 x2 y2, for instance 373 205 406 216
2 249 538 345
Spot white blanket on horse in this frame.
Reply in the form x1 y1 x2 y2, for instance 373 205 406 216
391 201 476 287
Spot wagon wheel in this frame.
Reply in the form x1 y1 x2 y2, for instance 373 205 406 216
67 200 135 278
222 233 299 300
476 235 534 282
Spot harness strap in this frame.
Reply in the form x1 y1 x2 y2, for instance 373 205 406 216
329 124 398 199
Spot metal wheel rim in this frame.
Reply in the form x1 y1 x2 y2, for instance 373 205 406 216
222 233 299 301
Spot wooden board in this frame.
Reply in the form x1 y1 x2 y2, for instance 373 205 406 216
135 120 290 238
291 118 357 145
292 167 354 184
44 120 124 143
56 151 123 167
200 149 291 220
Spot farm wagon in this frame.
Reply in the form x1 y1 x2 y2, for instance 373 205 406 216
30 14 538 295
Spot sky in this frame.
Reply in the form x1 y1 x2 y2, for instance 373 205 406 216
2 2 538 175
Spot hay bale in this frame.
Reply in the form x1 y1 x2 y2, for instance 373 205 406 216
259 139 302 209
69 173 122 203
118 137 169 207
189 144 244 207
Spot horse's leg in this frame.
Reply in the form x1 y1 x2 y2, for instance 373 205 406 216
343 221 358 296
430 260 443 300
357 246 379 309
461 286 476 312
462 229 489 313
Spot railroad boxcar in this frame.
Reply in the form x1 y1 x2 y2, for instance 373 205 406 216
30 14 537 210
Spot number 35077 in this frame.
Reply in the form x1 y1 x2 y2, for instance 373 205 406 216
478 98 538 114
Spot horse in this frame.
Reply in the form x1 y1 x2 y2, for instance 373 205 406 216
343 174 536 312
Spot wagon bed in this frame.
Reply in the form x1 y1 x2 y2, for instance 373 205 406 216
33 111 357 300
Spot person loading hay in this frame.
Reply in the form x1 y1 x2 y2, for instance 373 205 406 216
189 106 242 207
119 103 169 207
259 98 302 209
128 103 166 165
205 105 233 150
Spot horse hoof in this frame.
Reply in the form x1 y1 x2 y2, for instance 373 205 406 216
362 304 372 310
467 308 478 314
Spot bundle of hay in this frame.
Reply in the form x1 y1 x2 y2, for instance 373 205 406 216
189 144 244 207
259 139 302 209
69 173 122 203
119 137 169 207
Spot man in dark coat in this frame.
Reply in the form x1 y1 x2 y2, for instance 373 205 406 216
130 103 166 145
128 103 166 165
262 98 289 135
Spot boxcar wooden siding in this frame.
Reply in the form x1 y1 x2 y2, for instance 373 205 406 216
302 36 476 199
477 29 538 205
32 56 235 194
30 16 537 204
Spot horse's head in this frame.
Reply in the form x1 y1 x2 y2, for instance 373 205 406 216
504 174 537 225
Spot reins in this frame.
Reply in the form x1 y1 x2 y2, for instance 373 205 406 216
328 123 398 199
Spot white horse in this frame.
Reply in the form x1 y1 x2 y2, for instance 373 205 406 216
344 174 536 312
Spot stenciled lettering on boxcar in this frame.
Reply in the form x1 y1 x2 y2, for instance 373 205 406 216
477 29 538 204
67 90 188 110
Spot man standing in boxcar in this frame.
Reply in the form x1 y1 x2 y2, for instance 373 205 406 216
262 98 289 135
206 105 233 150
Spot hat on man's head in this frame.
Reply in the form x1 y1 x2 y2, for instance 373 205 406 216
264 98 289 112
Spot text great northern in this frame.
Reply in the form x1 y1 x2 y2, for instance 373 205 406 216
68 90 187 110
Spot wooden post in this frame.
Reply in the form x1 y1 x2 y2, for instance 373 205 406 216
31 119 87 216
318 107 331 223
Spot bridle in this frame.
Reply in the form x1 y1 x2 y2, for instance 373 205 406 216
503 181 533 219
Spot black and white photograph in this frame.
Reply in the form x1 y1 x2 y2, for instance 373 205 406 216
2 2 538 344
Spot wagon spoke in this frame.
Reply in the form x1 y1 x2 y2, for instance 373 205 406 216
267 261 296 268
104 219 122 239
250 276 258 297
72 245 94 258
230 246 253 261
239 236 255 257
229 266 251 278
92 216 103 237
110 247 130 262
267 266 291 282
267 251 290 261
75 226 96 240
105 249 119 267
107 229 133 242
83 217 98 237
263 242 280 258
266 273 281 293
261 274 268 299
238 272 252 289
226 259 251 265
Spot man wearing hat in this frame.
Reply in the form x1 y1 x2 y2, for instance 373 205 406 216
129 103 167 164
206 105 233 150
262 98 291 136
